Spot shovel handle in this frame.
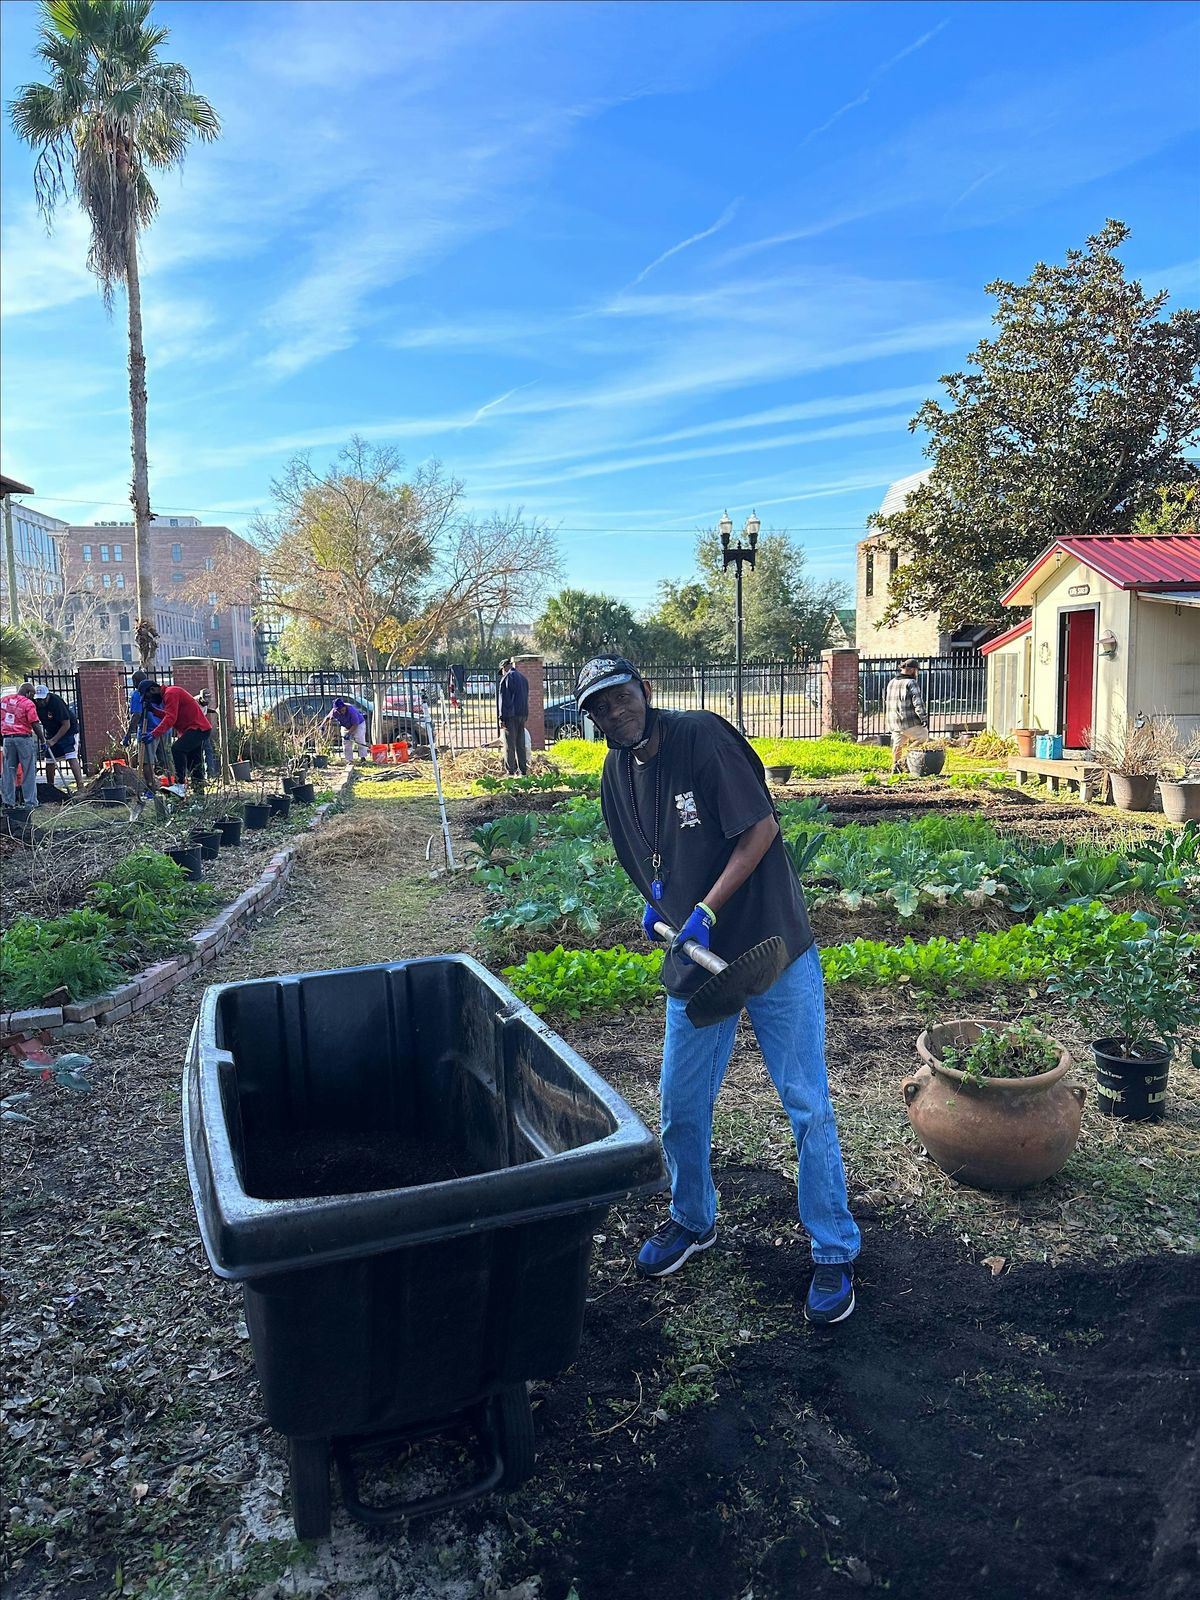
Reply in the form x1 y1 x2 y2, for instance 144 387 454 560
652 920 728 978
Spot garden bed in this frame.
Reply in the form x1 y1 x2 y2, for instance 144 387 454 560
2 780 1197 1600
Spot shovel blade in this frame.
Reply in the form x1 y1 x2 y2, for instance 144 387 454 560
684 936 790 1029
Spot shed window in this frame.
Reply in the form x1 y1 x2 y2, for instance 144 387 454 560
865 552 874 598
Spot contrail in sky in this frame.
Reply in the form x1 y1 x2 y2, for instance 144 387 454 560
630 198 743 287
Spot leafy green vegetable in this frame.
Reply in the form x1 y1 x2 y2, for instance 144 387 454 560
502 944 663 1018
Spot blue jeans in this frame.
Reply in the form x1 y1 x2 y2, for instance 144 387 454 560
661 944 861 1264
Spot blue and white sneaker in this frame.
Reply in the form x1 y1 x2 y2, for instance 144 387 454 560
804 1263 855 1325
636 1218 717 1278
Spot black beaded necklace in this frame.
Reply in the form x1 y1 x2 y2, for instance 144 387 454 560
625 719 666 901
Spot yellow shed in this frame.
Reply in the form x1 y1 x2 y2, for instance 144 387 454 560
987 536 1200 750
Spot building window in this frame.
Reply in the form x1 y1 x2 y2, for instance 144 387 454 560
204 557 215 571
100 544 109 561
99 611 109 630
172 572 184 583
211 614 220 629
169 518 180 527
116 573 125 589
121 644 133 663
889 549 899 578
82 543 93 561
171 542 183 561
118 613 130 631
865 552 874 598
210 638 222 655
113 543 123 560
102 573 111 588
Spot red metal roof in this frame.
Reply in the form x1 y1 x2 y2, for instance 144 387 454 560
1000 536 1200 605
980 618 1032 656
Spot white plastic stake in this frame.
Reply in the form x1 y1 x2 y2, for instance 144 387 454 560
424 706 457 869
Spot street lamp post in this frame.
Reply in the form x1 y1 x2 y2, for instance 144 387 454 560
719 509 760 734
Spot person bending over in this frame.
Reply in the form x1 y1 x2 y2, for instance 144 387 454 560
574 656 860 1325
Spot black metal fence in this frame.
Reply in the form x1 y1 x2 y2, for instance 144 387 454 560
543 660 824 740
857 654 987 738
228 666 502 750
30 670 88 765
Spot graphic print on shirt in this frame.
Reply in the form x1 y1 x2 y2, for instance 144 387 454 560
674 790 701 828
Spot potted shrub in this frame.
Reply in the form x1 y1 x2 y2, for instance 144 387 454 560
1049 914 1200 1121
1087 713 1176 812
1159 727 1200 824
905 740 947 778
903 1017 1085 1189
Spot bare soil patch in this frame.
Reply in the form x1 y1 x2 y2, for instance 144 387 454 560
3 782 1196 1600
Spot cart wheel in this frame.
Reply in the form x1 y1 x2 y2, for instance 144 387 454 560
493 1384 536 1491
288 1437 332 1539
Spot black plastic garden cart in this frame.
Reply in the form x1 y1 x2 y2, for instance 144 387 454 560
183 955 664 1538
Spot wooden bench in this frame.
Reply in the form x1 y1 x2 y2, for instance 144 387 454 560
1007 755 1106 803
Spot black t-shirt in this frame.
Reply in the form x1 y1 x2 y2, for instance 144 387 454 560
39 694 77 743
600 709 814 999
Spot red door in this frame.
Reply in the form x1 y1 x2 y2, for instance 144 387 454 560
1062 610 1096 747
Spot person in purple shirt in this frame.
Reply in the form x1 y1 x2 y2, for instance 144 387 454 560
326 698 371 764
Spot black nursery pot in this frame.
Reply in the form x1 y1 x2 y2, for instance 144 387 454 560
231 760 252 782
269 793 291 819
215 816 243 847
100 785 126 802
1092 1038 1171 1122
291 781 316 804
281 776 297 793
166 844 204 883
243 803 271 831
312 754 329 770
192 829 222 860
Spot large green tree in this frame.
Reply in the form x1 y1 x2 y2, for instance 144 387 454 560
533 589 641 660
871 221 1200 628
10 0 220 664
640 532 845 659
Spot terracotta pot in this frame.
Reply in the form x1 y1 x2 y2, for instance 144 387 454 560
903 1020 1084 1190
1159 781 1200 825
1013 729 1036 757
1108 772 1156 812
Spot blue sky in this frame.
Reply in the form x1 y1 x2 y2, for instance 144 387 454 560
2 0 1197 613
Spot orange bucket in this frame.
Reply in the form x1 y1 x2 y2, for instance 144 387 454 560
392 741 410 763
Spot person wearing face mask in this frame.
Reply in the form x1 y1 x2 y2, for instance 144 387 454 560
573 656 860 1325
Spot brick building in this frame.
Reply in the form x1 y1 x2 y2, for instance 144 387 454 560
856 470 995 655
57 515 260 668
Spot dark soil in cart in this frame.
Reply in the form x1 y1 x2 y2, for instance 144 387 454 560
244 1128 483 1199
487 1167 1199 1600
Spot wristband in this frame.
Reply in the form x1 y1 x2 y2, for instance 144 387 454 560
697 901 717 924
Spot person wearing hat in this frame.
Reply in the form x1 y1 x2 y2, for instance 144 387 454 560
497 657 529 776
140 680 213 794
573 656 860 1325
32 683 84 792
326 697 371 764
885 659 929 771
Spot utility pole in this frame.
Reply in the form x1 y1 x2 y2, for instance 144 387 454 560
719 509 761 734
1 475 37 628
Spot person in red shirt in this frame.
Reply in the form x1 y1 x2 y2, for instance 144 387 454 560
1 682 46 809
142 682 213 794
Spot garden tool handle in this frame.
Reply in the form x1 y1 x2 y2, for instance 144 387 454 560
652 920 727 978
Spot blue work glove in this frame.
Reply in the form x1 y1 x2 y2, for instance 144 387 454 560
141 731 157 744
671 903 716 963
121 734 131 747
642 903 665 942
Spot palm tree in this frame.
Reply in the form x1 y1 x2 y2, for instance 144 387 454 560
0 624 43 682
10 0 219 666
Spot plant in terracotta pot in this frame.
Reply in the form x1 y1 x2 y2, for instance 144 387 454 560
1049 913 1200 1121
903 1016 1085 1190
1158 728 1200 825
905 739 947 778
1086 713 1176 812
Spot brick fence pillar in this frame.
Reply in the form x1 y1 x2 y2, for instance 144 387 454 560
516 654 545 751
169 656 219 706
821 648 860 738
75 659 128 771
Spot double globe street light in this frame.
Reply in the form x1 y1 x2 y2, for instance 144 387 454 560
719 508 761 734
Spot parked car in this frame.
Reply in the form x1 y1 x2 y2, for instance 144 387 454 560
544 696 587 741
262 692 426 746
465 674 496 697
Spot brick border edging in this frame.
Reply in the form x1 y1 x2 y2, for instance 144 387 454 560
1 769 353 1043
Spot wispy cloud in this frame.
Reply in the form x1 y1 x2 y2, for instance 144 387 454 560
628 198 743 287
800 19 951 147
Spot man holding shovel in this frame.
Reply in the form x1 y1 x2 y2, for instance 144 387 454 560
574 657 860 1324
